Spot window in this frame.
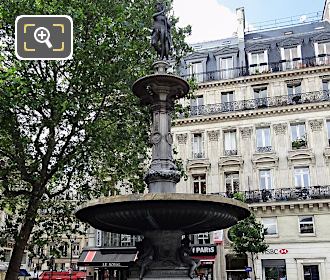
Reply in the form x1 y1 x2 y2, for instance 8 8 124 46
72 243 80 256
315 41 330 65
322 80 330 94
225 172 239 196
281 46 302 70
197 233 210 244
192 133 204 158
190 95 204 116
249 51 268 74
327 121 330 145
294 167 310 188
221 91 234 112
220 57 234 79
299 216 314 234
254 87 268 108
262 217 278 236
256 127 271 152
303 265 320 280
193 174 206 194
259 170 272 190
189 62 203 82
287 83 302 104
224 130 237 155
291 123 307 149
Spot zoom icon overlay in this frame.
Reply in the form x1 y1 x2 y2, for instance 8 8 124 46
15 15 73 60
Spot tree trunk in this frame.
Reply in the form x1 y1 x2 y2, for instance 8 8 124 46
5 195 41 280
251 253 257 280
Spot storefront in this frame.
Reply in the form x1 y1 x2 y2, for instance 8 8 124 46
77 248 137 280
191 245 217 280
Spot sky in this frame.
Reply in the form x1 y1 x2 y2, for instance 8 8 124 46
172 0 325 43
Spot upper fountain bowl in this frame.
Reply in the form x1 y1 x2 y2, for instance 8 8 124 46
75 193 250 235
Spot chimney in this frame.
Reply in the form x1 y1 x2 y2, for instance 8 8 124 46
236 7 245 39
323 0 330 22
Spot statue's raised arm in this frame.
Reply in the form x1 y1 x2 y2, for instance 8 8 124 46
151 2 172 60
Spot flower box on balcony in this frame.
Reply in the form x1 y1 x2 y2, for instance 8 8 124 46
292 138 307 149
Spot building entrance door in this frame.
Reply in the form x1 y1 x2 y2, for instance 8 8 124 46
303 265 320 280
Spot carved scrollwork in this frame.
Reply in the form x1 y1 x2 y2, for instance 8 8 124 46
309 119 323 132
207 130 219 141
176 133 187 144
240 127 252 139
273 123 287 135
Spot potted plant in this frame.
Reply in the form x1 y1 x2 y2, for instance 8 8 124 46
292 136 307 149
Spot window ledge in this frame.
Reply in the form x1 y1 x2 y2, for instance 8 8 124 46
265 234 279 238
299 233 316 237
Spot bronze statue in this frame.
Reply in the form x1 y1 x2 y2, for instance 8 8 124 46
135 238 155 280
151 2 172 60
178 235 201 279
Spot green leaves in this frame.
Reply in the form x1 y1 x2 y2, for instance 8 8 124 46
0 0 191 277
229 214 268 255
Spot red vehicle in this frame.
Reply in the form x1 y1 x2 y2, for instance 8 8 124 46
39 271 86 280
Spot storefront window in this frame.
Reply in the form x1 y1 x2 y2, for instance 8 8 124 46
262 259 287 280
225 254 248 280
303 265 320 280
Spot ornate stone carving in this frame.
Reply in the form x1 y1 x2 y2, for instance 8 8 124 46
177 133 187 144
166 133 173 144
273 123 287 135
150 132 162 144
207 130 219 141
240 127 252 139
309 119 323 132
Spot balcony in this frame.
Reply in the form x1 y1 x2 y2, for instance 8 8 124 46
179 90 329 118
192 152 205 159
181 55 330 83
224 149 238 156
212 185 330 203
256 146 272 153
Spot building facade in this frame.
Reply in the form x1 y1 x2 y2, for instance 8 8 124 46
171 1 330 280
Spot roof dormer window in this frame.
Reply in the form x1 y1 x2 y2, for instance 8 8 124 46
314 41 330 66
280 45 302 71
248 50 268 75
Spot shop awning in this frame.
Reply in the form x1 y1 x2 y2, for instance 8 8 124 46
19 269 31 276
77 248 137 268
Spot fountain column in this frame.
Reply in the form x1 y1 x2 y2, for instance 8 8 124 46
133 61 188 193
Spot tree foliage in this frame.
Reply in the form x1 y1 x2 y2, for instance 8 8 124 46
0 1 191 279
229 214 268 279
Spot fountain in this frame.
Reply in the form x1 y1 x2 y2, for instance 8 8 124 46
75 3 250 280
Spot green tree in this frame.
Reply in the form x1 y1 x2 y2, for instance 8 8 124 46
0 1 191 280
229 214 268 280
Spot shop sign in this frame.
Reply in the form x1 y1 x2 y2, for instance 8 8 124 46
101 262 122 267
245 266 252 272
264 248 288 255
213 230 224 244
191 245 217 256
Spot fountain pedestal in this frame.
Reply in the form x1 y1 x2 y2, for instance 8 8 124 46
76 61 250 279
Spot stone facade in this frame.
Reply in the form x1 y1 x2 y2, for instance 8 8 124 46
172 2 330 280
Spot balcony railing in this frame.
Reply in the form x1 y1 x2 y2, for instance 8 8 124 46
182 55 330 83
256 146 272 153
192 152 205 159
211 185 330 203
179 90 329 118
224 149 238 156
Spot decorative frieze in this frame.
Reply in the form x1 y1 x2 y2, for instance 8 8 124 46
309 119 323 132
240 127 252 139
207 130 219 141
273 123 287 135
176 133 187 144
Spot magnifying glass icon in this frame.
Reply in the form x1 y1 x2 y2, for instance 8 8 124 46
34 27 53 48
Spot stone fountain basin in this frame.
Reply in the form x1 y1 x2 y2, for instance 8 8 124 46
75 193 250 235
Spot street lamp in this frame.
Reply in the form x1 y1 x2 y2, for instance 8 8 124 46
49 256 54 280
69 239 75 280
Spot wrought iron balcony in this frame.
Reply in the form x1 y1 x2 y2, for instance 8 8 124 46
224 149 238 156
256 146 272 153
192 152 205 159
212 185 330 203
181 55 330 83
178 90 329 118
